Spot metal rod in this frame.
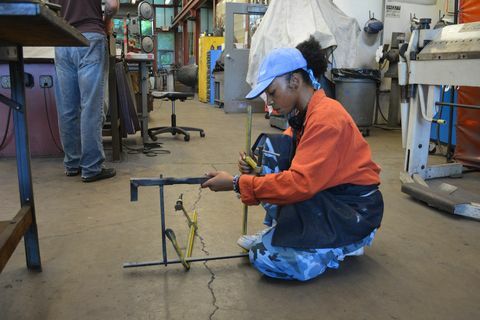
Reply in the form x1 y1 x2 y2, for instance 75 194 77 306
262 150 280 157
454 0 459 24
131 176 209 187
140 61 149 144
242 105 253 237
435 102 480 111
180 207 193 226
123 253 249 268
447 90 455 162
159 184 167 266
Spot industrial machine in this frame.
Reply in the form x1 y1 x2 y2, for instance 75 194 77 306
399 20 480 219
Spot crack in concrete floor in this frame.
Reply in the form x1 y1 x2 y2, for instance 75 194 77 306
190 184 219 320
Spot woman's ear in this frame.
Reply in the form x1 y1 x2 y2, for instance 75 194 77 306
288 73 300 90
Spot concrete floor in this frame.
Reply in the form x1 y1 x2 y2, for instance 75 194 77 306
1 98 479 320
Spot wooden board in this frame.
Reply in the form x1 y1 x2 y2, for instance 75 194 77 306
0 206 33 273
0 0 88 47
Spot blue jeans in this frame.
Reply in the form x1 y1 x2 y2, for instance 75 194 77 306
54 32 107 178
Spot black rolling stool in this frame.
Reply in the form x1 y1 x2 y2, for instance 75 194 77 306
148 91 206 142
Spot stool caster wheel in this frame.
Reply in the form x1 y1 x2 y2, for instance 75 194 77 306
172 132 176 136
184 135 190 142
200 132 205 138
149 135 157 141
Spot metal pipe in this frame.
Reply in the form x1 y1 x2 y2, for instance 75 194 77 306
449 0 459 159
243 105 253 237
447 89 455 162
159 184 167 266
261 149 280 157
435 102 480 110
131 176 209 187
175 194 194 226
123 253 249 268
180 207 193 226
454 0 459 24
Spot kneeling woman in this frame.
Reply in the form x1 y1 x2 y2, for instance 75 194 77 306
202 37 384 281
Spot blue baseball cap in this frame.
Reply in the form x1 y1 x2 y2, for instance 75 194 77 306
246 47 308 99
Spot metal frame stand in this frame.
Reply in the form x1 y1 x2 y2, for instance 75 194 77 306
123 176 248 269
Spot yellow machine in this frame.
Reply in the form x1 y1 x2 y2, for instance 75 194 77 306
198 35 224 103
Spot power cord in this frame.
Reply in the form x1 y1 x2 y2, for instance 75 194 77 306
43 87 64 152
122 142 170 157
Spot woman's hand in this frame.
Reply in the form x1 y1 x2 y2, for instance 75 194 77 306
238 152 255 174
201 171 234 192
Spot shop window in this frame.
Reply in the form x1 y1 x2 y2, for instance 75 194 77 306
233 13 262 49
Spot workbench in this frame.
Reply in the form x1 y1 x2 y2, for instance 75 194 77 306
0 0 88 273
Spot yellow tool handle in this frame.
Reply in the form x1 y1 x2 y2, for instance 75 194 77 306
165 228 190 270
244 155 257 170
186 211 198 259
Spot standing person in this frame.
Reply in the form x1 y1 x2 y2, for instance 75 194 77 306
202 36 384 281
52 0 119 182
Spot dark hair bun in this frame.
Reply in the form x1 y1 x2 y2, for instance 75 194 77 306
296 36 328 79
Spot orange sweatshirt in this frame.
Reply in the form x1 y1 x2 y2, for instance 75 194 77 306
239 90 381 206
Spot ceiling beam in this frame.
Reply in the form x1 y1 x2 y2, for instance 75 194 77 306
171 0 206 27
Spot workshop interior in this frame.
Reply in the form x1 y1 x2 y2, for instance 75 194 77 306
0 0 479 319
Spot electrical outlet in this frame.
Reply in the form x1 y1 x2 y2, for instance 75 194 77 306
1 75 10 89
39 75 53 88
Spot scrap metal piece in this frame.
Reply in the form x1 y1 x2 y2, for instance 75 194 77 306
438 183 458 195
412 174 429 187
400 171 414 184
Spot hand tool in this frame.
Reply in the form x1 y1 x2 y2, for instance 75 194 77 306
185 210 198 259
165 228 190 270
175 193 194 227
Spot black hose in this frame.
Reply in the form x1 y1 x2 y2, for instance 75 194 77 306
43 87 63 152
375 86 388 123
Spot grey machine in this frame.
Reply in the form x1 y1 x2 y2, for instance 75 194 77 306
399 20 480 220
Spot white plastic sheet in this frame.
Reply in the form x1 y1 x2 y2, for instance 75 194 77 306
246 0 380 88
